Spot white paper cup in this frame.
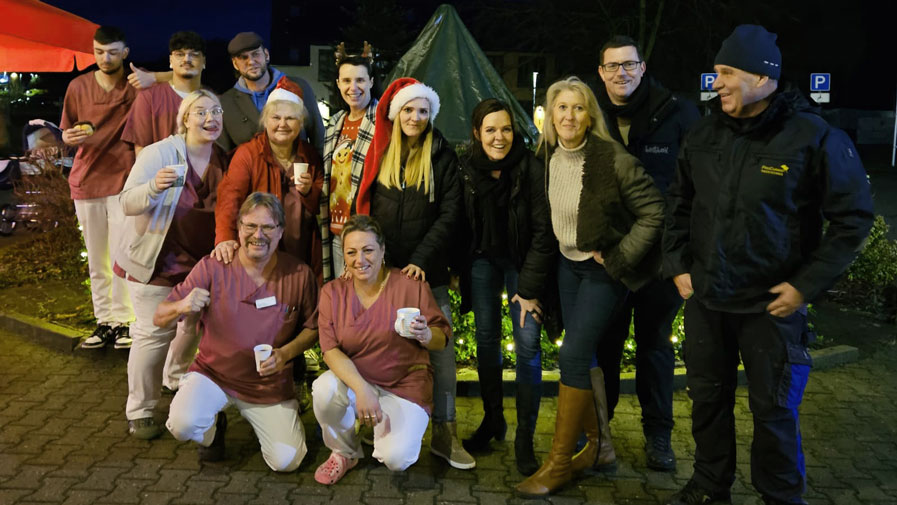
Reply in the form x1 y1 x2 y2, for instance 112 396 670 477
394 307 421 337
169 163 187 187
293 162 309 184
254 344 273 372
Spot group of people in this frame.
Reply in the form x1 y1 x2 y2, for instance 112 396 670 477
58 21 873 505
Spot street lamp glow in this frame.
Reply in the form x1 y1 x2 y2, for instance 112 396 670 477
534 106 545 132
506 343 514 351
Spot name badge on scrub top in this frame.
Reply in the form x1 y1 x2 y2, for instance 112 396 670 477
255 296 277 309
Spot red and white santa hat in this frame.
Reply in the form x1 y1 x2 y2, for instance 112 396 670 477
266 76 305 105
355 77 440 215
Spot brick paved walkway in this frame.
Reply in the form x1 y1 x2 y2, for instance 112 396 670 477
1 329 895 504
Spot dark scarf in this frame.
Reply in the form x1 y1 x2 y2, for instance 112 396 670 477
469 139 526 258
595 75 654 146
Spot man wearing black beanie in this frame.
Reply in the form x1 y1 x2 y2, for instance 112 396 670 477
662 24 874 505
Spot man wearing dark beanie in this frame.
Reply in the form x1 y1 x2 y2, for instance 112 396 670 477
663 24 874 505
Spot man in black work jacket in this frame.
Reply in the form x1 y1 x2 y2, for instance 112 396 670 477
594 35 700 473
662 25 873 505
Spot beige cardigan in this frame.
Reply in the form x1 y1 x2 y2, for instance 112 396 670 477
116 135 187 284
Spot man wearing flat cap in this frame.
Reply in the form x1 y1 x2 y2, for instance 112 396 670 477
218 32 324 153
663 24 873 505
129 32 324 153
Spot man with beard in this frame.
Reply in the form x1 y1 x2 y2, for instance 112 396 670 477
60 26 137 350
592 35 699 472
218 32 324 153
121 31 206 156
128 32 324 154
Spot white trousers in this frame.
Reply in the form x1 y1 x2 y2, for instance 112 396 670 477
73 196 133 325
167 372 307 472
125 281 175 420
312 370 429 471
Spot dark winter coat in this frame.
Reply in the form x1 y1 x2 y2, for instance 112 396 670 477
457 146 557 310
371 129 462 289
598 76 700 194
663 84 875 312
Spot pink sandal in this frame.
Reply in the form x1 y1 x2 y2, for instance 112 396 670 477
314 452 358 485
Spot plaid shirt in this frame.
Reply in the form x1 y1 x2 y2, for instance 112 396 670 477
320 99 378 282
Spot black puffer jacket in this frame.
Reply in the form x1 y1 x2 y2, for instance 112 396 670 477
457 145 557 310
663 84 874 312
371 129 461 289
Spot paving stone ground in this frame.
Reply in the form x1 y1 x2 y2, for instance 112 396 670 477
1 328 896 505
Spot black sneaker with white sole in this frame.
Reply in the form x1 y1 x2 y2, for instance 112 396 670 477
81 324 114 349
112 326 132 349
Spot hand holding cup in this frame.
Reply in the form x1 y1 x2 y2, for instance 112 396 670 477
154 166 180 191
293 163 311 195
254 344 273 373
394 308 420 337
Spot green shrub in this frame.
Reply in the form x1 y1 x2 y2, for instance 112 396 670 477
449 288 684 370
836 215 897 316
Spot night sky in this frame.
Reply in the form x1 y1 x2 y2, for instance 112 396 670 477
35 0 897 111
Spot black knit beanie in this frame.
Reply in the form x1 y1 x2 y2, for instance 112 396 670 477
714 24 782 79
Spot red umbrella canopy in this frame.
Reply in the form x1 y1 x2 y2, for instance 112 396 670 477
0 0 99 72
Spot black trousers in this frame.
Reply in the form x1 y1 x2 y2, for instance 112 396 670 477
683 299 811 504
598 277 681 436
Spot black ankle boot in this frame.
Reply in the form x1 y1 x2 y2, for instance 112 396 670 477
463 366 506 452
515 381 542 475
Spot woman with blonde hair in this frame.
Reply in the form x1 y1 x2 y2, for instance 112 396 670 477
354 78 472 469
115 89 228 440
516 76 665 497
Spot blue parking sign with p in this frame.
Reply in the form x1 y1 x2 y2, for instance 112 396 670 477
810 73 831 92
701 73 717 91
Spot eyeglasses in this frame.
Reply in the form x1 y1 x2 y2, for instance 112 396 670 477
240 222 279 235
172 50 203 60
192 107 224 119
601 61 642 72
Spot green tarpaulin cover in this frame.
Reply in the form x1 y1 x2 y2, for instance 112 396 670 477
386 4 539 146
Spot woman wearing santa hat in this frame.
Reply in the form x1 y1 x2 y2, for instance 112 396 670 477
212 78 325 281
354 77 474 470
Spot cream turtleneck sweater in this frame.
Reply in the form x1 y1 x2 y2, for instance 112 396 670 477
548 139 592 261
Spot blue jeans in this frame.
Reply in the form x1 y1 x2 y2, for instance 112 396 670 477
556 256 627 389
429 286 456 423
470 257 543 385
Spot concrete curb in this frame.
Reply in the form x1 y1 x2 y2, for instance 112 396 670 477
0 309 860 397
0 311 81 352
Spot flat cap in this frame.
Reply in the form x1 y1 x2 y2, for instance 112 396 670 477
228 32 264 56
